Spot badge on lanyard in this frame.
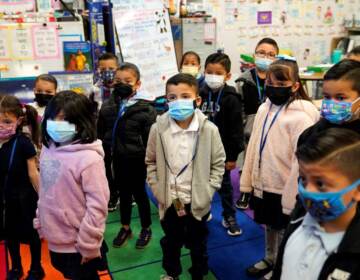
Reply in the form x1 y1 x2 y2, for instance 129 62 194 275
173 198 186 217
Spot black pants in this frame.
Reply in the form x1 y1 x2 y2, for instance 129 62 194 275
160 205 209 280
103 144 117 202
113 156 151 228
7 236 42 271
218 170 236 218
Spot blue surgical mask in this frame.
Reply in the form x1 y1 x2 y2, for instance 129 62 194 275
321 98 360 124
47 120 76 143
168 99 195 121
298 179 360 222
254 57 273 71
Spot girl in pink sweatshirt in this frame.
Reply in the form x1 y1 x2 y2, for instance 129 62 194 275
34 91 110 279
240 58 319 279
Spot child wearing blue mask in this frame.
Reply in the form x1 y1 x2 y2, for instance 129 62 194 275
235 38 279 210
272 128 360 280
35 91 110 279
146 73 225 280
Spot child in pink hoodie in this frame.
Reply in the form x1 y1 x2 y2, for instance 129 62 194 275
34 91 110 279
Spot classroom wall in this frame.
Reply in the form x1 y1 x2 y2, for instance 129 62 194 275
186 0 360 77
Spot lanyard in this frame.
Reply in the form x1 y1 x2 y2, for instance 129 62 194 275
255 72 265 103
111 102 127 149
259 104 284 168
208 88 224 113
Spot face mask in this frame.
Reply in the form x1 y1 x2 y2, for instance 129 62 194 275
0 122 17 140
205 74 225 90
168 99 196 121
255 57 273 71
265 85 292 106
34 93 54 107
46 120 76 143
100 70 116 85
181 66 199 77
298 179 360 222
113 82 134 102
321 98 360 124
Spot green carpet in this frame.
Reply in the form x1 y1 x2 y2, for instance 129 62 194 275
104 204 217 280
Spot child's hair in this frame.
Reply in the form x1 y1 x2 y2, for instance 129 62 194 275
205 52 231 73
340 68 360 96
98 52 119 64
324 59 360 81
296 128 360 182
180 51 201 66
166 73 199 96
0 95 40 146
348 46 360 57
267 59 311 106
255 37 279 54
117 62 141 81
35 74 58 90
42 91 97 147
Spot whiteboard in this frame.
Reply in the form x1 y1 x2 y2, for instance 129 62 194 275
0 20 85 80
113 0 178 99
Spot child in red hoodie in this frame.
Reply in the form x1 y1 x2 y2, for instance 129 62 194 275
34 91 110 279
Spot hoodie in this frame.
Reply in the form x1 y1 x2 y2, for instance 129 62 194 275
240 99 319 215
34 140 109 259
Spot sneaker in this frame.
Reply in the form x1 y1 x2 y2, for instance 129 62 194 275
25 267 45 280
108 198 119 212
160 275 179 280
222 216 242 236
136 228 152 249
113 227 133 248
7 268 23 280
235 192 251 210
260 270 273 280
246 259 273 278
132 196 137 207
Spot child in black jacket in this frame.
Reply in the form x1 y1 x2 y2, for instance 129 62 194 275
200 52 244 236
111 63 157 249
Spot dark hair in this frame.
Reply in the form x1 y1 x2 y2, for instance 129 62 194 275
180 51 201 66
205 52 231 73
255 37 279 54
324 59 360 80
117 62 141 81
267 59 311 107
348 46 360 56
340 68 360 96
42 91 96 147
0 95 40 147
166 73 199 96
35 74 58 90
296 128 360 181
98 52 119 63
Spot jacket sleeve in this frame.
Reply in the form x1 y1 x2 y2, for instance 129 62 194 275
76 160 110 259
97 108 106 141
141 106 157 148
209 126 226 190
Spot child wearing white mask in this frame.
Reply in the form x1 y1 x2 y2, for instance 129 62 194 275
180 51 206 89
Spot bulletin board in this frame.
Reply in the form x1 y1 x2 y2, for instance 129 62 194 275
112 0 178 99
0 20 85 80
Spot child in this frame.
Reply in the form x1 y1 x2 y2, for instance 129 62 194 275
0 95 44 279
240 58 319 279
200 51 244 236
235 38 279 210
34 91 109 279
111 63 157 249
272 128 360 280
180 51 205 88
145 73 225 280
347 46 360 62
29 74 58 117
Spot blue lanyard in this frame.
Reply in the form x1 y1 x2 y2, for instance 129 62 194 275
259 105 284 167
207 88 224 113
111 102 127 148
255 72 265 102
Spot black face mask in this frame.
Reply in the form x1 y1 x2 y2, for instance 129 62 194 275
265 86 292 106
113 82 134 103
34 93 54 107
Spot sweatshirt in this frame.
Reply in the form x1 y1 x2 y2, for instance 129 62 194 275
240 99 319 215
34 140 109 259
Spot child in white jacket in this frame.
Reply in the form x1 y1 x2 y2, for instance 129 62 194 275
240 58 319 279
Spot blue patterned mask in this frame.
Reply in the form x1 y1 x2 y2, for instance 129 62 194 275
321 98 360 124
298 179 360 222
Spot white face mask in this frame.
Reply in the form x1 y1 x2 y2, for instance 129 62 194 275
181 66 199 77
205 74 225 90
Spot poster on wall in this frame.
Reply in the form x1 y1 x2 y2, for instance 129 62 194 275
113 0 178 99
63 41 92 72
0 0 35 13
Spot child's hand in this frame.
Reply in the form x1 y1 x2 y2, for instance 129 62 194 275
225 161 236 171
81 256 92 265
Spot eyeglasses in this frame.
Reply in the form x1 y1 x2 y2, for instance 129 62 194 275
255 51 277 59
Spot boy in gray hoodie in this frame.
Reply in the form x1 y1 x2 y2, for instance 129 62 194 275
146 73 225 280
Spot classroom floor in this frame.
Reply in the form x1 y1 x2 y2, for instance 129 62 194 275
1 169 264 280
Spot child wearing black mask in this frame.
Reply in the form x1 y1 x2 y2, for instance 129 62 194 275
240 57 319 279
30 74 57 118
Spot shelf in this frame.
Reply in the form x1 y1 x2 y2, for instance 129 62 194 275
346 27 360 33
